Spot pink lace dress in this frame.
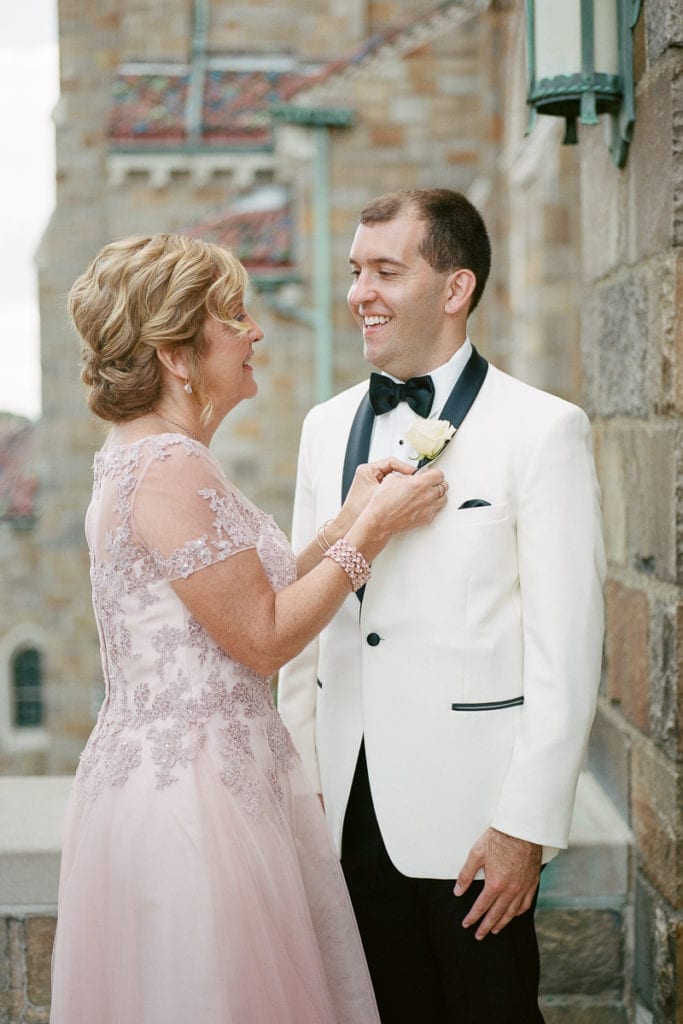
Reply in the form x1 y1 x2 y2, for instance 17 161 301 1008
50 435 379 1024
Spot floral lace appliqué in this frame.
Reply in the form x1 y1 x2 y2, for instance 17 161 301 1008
76 435 298 819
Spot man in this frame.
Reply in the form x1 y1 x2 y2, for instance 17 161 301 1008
278 189 605 1023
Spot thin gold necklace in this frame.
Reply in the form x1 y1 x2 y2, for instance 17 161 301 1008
155 412 201 443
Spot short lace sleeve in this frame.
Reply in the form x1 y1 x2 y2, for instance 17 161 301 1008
131 440 256 581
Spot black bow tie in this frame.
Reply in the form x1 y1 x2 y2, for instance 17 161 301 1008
368 372 435 418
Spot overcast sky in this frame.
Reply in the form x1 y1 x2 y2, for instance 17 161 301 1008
0 0 58 420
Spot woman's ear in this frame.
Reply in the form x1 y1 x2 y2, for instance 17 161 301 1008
444 269 476 316
156 346 189 384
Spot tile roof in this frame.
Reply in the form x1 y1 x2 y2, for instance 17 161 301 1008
109 68 309 148
202 70 309 145
284 0 487 103
187 187 294 272
0 417 38 524
108 1 474 149
110 73 189 142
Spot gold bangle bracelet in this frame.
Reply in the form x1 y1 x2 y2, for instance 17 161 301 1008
316 518 334 552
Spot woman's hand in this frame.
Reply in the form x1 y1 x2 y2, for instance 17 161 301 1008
336 458 417 534
354 466 448 549
174 464 447 678
296 461 447 581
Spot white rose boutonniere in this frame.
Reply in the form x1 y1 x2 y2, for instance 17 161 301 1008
404 416 456 466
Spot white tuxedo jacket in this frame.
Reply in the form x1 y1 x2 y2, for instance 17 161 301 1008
278 357 606 879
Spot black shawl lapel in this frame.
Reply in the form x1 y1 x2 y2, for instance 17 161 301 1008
341 392 374 503
342 345 487 498
438 345 489 435
339 347 487 602
341 391 374 604
416 346 489 468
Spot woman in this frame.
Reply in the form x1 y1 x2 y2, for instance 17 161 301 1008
50 234 447 1024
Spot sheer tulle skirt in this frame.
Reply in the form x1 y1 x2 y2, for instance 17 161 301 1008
50 745 379 1024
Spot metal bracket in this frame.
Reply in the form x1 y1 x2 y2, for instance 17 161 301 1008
609 0 643 167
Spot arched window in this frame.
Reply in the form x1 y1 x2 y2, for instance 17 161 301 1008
11 647 44 728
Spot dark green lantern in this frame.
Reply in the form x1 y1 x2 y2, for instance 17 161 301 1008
526 0 642 167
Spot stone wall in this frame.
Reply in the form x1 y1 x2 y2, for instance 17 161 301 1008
115 0 435 67
0 917 54 1024
36 0 501 769
120 0 190 61
0 522 46 777
468 5 584 401
38 0 122 772
281 3 495 393
581 0 683 1021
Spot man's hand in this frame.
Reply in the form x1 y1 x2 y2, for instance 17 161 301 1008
454 827 542 940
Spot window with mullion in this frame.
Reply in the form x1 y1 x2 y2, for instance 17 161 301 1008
12 648 44 728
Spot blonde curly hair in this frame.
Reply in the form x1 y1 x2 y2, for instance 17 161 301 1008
68 234 250 424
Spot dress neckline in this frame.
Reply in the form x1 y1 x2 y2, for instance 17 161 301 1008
98 432 207 454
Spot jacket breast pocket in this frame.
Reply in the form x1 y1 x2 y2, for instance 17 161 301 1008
455 502 508 526
428 502 515 589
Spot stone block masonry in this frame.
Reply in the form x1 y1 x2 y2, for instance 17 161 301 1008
582 0 683 1015
0 916 55 1024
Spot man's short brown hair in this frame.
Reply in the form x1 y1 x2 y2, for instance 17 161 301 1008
359 188 491 313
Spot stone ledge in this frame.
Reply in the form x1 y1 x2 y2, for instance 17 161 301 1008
536 774 631 1013
540 771 633 907
0 771 631 912
539 995 628 1024
0 777 72 912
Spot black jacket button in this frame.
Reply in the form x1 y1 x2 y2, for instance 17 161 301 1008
366 632 380 646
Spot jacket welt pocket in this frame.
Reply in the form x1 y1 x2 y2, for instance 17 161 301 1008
451 696 524 711
455 502 508 526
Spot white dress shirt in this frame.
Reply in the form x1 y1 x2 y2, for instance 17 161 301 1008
368 338 473 463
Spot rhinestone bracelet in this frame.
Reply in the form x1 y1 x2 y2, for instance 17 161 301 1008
323 538 372 592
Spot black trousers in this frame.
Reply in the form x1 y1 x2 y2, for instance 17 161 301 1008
341 743 545 1024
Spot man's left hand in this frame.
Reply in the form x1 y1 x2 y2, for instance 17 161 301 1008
454 827 542 940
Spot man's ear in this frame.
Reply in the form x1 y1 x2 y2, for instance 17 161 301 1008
444 269 476 316
156 346 189 383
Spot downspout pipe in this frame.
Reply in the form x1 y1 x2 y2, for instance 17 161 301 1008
186 0 209 146
269 105 354 404
312 124 333 401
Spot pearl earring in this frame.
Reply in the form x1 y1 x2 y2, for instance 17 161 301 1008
184 381 193 394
